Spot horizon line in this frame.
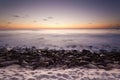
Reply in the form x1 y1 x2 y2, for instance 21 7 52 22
0 28 119 30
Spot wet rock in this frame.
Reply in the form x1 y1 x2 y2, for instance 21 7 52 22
62 74 70 79
71 75 79 79
57 73 62 76
101 72 110 76
81 77 90 80
27 78 36 80
0 60 18 67
47 72 52 74
50 75 58 79
9 77 18 80
0 47 120 70
36 74 50 79
84 64 98 69
58 78 66 80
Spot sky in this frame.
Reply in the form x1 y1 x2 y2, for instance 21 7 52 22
0 0 120 29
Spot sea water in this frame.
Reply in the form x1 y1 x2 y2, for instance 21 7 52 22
0 29 120 51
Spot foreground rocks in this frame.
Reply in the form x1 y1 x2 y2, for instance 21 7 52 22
0 46 120 70
0 66 120 80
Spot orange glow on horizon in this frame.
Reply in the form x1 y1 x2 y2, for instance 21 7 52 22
0 23 115 30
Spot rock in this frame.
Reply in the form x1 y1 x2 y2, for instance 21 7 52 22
79 61 89 66
27 78 36 80
85 64 98 69
0 60 18 67
0 47 120 70
62 74 70 79
58 78 66 80
9 77 18 80
50 75 58 79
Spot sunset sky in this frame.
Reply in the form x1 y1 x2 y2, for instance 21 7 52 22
0 0 120 29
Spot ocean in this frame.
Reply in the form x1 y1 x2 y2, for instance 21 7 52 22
0 29 120 51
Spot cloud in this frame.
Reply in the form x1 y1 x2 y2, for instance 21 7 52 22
25 15 29 17
42 16 53 21
7 22 11 24
43 19 48 21
55 22 59 24
22 15 29 18
12 15 20 18
33 20 37 23
47 16 53 19
12 14 30 19
88 23 92 24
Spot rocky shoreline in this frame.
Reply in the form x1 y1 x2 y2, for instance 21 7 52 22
1 66 120 80
0 47 120 70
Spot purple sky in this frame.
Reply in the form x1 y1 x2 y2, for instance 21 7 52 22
0 0 120 29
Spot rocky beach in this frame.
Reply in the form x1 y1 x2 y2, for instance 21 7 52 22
0 26 120 80
0 65 120 80
0 0 120 79
0 47 120 80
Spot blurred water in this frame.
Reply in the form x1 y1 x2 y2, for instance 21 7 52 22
0 29 120 51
